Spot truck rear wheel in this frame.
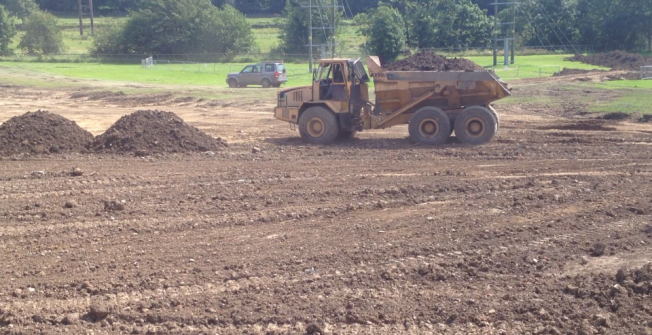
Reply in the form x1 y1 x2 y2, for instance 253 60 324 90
299 106 339 145
408 107 451 145
261 78 272 88
454 106 497 145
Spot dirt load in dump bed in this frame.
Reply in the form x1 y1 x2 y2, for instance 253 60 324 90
92 110 226 155
0 110 93 156
566 50 652 71
383 50 485 72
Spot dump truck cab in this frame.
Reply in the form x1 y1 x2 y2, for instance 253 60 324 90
274 58 372 144
274 56 510 145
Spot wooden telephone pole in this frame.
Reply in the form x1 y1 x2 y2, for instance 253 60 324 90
89 0 94 35
78 0 84 36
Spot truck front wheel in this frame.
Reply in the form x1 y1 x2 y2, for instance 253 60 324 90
299 107 340 144
408 106 451 145
454 106 497 145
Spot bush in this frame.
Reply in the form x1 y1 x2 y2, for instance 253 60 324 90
18 10 65 55
0 4 16 55
366 6 406 63
0 0 38 18
95 0 254 55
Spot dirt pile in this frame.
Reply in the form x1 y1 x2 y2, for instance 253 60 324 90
0 110 93 156
566 51 652 71
384 51 484 72
553 68 609 76
92 110 226 155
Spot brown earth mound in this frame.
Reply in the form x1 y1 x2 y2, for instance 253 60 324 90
384 51 484 72
566 51 652 71
553 68 609 76
92 110 226 155
0 110 93 156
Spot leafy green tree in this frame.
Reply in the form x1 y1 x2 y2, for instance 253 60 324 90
402 0 492 49
18 10 65 54
366 5 405 63
0 0 37 17
88 18 127 54
518 0 579 48
278 0 340 54
97 0 253 55
347 0 380 15
0 4 16 55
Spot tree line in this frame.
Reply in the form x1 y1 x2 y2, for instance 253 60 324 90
1 0 651 60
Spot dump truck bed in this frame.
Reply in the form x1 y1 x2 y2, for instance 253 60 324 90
366 56 510 119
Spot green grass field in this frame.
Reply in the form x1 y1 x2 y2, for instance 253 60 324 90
2 14 651 115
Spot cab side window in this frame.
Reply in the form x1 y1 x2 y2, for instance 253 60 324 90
265 64 274 72
332 63 344 83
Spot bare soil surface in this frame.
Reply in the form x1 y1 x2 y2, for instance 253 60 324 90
0 73 652 335
384 51 484 72
566 51 652 71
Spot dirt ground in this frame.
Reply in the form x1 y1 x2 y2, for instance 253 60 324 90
0 72 651 335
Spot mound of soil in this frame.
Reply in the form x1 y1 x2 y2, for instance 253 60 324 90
566 51 652 71
384 51 484 72
92 110 226 155
0 110 93 156
553 68 609 76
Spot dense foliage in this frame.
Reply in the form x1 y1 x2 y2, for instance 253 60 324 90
0 4 16 55
358 6 406 63
18 10 65 54
0 0 37 17
90 0 253 56
278 0 338 55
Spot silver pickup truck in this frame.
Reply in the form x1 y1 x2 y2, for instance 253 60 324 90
226 61 287 88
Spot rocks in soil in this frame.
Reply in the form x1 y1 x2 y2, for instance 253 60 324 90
0 110 93 156
92 110 226 155
64 201 76 209
62 313 80 325
590 242 606 256
104 200 125 211
383 50 484 72
566 51 652 71
305 323 323 334
88 302 111 321
70 167 83 177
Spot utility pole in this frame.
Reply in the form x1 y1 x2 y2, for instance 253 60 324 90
491 1 518 66
331 0 336 57
493 2 497 66
78 0 84 36
303 0 343 70
309 0 313 71
89 0 94 36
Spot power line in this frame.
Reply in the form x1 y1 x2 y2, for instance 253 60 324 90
535 1 579 54
518 4 552 49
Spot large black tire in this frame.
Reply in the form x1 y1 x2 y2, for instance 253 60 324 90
299 106 340 145
228 78 238 88
272 83 281 88
408 106 451 145
454 105 498 145
261 78 272 88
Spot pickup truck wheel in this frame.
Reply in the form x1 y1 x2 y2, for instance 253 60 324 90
408 107 451 145
272 83 281 88
299 107 339 145
261 78 272 88
454 106 497 145
228 79 238 88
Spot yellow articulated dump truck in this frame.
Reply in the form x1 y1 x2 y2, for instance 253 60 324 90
273 56 510 145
